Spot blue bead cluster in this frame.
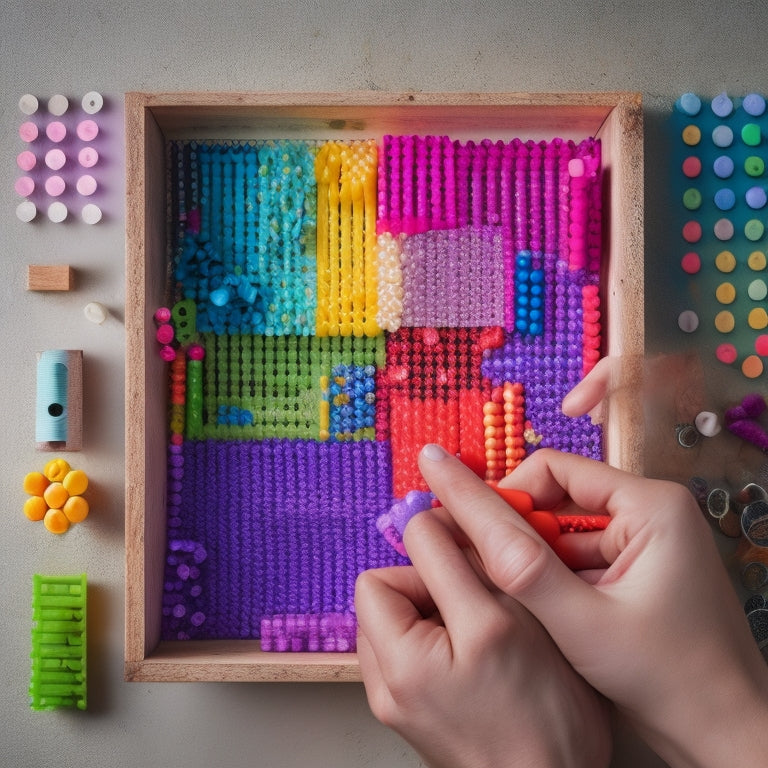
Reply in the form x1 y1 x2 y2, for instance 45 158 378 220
514 250 545 336
217 404 254 426
327 364 376 440
172 140 318 336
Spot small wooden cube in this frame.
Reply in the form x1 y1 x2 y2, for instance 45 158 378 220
27 265 74 292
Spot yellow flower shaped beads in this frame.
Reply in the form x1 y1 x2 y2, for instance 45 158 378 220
23 458 89 534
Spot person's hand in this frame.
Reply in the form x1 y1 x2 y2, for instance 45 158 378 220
355 502 612 768
417 443 768 768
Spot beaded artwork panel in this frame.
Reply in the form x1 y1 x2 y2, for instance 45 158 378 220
160 135 604 650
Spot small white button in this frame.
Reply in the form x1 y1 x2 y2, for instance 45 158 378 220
81 91 104 114
16 200 37 222
84 301 108 323
81 203 102 224
48 94 69 116
19 94 39 115
47 201 68 223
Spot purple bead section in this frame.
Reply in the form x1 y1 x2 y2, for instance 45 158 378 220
161 438 406 644
400 225 505 327
260 612 357 652
481 250 603 461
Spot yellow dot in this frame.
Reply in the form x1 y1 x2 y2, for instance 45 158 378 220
715 310 735 332
749 250 767 270
43 482 69 510
715 250 737 272
43 458 71 482
24 496 48 521
716 282 736 304
43 508 70 534
749 307 768 329
682 125 701 145
63 469 88 496
63 496 89 523
23 471 49 496
742 355 764 379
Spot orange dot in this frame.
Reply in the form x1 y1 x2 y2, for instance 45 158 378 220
63 469 88 496
43 482 69 510
24 496 48 521
43 508 70 534
63 496 89 523
43 458 71 482
23 471 49 496
742 355 764 379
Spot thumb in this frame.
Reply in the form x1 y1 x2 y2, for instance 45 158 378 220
417 444 605 662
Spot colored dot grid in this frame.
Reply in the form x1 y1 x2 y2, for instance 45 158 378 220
14 93 105 224
673 92 768 378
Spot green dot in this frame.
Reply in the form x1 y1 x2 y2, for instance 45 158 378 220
745 219 765 241
745 156 765 177
683 188 702 210
742 123 762 146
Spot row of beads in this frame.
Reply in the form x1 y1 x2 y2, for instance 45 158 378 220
260 612 357 652
483 382 526 481
315 140 379 336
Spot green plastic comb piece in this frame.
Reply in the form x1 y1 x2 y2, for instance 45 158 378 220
29 574 87 711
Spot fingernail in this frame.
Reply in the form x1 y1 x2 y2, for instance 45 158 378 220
421 443 448 461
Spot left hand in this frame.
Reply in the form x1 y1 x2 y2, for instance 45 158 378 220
355 506 612 768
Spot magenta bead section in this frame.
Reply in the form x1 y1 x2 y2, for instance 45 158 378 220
46 121 67 143
78 146 99 168
76 174 97 196
77 119 99 141
19 121 39 142
17 150 36 171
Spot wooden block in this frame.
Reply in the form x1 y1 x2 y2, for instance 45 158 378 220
124 91 644 684
27 265 74 291
35 349 83 452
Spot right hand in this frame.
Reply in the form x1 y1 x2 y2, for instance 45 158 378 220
417 444 768 768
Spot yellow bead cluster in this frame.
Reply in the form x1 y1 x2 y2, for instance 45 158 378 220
23 458 89 535
315 140 379 337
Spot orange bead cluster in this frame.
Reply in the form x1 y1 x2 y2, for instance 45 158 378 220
23 458 89 535
483 382 526 481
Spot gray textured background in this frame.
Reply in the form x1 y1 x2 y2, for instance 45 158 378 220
3 2 765 766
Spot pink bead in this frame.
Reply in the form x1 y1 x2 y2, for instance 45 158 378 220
77 119 99 141
188 344 205 361
19 121 38 142
45 175 66 196
154 307 172 323
160 345 177 362
76 174 97 196
156 324 175 345
14 176 35 196
46 121 67 142
17 150 36 171
78 146 98 167
45 148 66 170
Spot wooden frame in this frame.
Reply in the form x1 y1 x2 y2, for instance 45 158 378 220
125 91 644 682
